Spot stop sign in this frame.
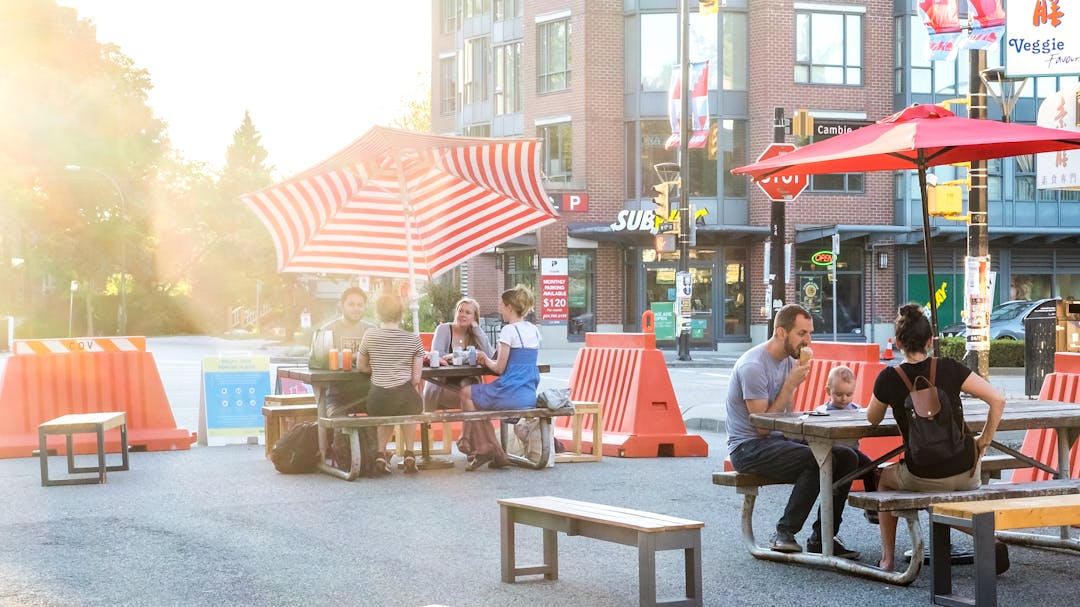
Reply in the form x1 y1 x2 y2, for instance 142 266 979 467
754 143 808 201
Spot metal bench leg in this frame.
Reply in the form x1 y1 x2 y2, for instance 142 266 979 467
119 423 129 471
972 512 998 607
930 514 954 604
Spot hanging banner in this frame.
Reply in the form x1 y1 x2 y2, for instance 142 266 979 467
665 61 710 150
917 0 962 61
1005 0 1076 77
966 0 1005 49
1036 82 1080 190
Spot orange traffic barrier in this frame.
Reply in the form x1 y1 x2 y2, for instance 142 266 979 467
560 332 707 458
1011 353 1080 483
641 310 655 333
721 342 896 490
0 342 194 458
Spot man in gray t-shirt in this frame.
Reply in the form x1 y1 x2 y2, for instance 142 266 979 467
725 304 861 558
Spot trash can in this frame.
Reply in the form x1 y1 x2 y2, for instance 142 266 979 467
1025 305 1058 396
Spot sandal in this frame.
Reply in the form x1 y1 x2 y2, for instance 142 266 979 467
465 454 492 471
403 452 418 475
374 454 392 476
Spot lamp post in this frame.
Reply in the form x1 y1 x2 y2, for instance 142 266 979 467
64 165 127 335
68 280 78 337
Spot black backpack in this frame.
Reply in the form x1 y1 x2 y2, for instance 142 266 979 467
894 358 968 467
271 422 321 474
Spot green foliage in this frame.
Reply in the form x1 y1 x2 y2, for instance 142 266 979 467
937 336 1026 367
400 277 463 333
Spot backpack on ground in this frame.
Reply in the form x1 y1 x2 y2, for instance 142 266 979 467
894 358 968 467
271 421 321 474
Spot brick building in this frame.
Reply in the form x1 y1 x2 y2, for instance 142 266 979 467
431 0 1080 350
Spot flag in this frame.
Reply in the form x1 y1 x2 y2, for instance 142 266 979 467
665 61 710 150
966 0 1005 49
917 0 961 61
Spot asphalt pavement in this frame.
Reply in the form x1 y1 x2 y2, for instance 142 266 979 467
0 338 1073 606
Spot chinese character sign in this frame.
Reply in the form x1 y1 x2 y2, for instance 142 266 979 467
1036 82 1080 190
1006 0 1076 76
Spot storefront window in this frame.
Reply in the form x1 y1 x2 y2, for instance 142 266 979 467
795 242 864 338
1010 274 1052 301
724 248 748 336
504 251 537 302
567 250 595 339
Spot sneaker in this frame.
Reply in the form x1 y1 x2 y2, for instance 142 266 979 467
403 453 418 475
807 536 860 560
768 530 803 553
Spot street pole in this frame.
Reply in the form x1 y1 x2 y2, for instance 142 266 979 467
965 50 990 379
65 165 127 335
766 107 786 338
676 0 692 361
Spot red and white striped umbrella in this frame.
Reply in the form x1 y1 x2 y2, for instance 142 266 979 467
242 126 559 282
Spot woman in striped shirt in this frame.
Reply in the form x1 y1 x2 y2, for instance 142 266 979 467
357 294 427 475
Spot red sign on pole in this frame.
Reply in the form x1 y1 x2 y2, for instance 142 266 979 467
754 143 808 201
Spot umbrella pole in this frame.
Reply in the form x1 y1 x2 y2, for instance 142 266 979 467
395 148 422 335
918 165 941 357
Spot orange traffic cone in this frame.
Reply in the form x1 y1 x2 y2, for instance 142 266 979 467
882 337 895 361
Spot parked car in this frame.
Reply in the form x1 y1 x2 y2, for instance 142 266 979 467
940 298 1059 340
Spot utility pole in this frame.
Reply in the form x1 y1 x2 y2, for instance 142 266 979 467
965 49 990 379
676 0 692 361
766 107 786 337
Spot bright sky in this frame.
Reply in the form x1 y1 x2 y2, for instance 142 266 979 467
59 1 432 177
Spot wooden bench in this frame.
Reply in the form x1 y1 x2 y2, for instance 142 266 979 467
498 496 703 607
38 412 130 486
262 402 318 458
930 494 1080 607
319 407 575 481
554 400 603 463
846 479 1080 585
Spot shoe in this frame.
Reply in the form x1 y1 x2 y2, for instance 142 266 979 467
403 453 418 475
768 530 803 553
373 455 392 476
995 542 1010 575
864 510 880 525
488 457 510 469
465 454 491 471
807 536 860 560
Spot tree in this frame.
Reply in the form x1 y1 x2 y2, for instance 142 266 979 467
0 1 166 336
388 75 431 133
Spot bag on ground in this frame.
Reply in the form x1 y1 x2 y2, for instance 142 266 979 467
271 421 321 474
894 358 967 466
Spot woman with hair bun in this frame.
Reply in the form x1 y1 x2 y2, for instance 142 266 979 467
866 303 1005 572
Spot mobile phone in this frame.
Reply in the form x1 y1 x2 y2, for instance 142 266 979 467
809 410 830 416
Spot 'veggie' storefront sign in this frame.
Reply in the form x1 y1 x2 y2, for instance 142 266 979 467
1006 0 1077 76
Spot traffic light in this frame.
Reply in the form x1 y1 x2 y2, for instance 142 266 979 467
652 181 671 221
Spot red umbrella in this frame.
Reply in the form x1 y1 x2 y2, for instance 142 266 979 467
732 104 1080 343
241 127 559 328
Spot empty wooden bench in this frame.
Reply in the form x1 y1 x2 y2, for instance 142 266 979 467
38 412 130 486
498 496 703 607
554 400 603 463
930 494 1080 607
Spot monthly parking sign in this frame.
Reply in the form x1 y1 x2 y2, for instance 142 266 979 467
198 355 272 446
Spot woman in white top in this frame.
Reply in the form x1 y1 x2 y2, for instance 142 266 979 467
459 285 541 470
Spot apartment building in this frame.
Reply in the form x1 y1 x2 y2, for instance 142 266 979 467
431 0 1080 350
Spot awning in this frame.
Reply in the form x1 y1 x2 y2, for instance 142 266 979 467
567 221 769 247
795 224 1080 247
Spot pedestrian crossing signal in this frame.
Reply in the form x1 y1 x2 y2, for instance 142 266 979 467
655 233 676 254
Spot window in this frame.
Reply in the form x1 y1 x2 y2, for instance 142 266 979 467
463 124 490 137
795 8 862 85
638 121 716 198
439 56 457 115
494 42 522 115
538 121 572 183
463 37 490 105
441 0 460 34
494 0 521 22
567 250 595 340
722 12 747 91
505 251 537 298
538 18 571 94
639 12 719 92
463 0 490 19
720 119 747 198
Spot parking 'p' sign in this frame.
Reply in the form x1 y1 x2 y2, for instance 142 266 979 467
755 143 808 201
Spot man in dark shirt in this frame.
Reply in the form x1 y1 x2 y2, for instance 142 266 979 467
317 287 375 464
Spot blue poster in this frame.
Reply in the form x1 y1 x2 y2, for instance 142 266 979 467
199 356 272 446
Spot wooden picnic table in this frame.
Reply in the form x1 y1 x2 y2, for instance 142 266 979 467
747 399 1080 582
278 364 554 478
